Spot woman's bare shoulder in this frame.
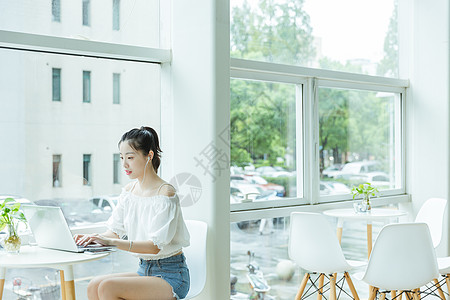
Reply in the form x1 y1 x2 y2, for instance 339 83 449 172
158 184 176 197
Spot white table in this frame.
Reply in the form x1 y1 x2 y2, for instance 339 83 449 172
323 208 407 258
0 246 109 300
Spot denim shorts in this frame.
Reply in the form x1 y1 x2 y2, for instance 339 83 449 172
137 253 190 299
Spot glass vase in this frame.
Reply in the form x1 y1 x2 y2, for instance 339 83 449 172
353 198 372 213
3 222 21 254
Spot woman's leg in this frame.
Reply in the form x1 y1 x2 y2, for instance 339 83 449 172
87 272 137 300
97 275 176 300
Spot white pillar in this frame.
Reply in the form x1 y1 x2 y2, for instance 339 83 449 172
164 1 230 299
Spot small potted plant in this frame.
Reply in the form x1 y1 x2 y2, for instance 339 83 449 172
351 183 379 213
0 198 27 254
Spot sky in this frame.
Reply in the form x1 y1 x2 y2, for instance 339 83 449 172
230 0 395 63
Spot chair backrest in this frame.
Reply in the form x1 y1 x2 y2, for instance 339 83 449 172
182 220 208 299
415 198 447 248
288 212 350 274
362 222 439 291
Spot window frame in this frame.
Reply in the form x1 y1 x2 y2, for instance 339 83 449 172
230 58 408 216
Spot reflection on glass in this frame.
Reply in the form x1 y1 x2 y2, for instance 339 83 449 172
319 88 401 195
230 79 298 203
230 0 398 77
0 48 160 226
231 213 386 299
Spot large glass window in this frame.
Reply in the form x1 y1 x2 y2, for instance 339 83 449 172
230 78 301 210
319 87 402 198
230 0 398 77
0 47 161 208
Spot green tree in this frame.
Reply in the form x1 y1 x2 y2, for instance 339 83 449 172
377 0 398 77
230 0 315 167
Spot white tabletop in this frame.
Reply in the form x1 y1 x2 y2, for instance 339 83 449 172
323 208 407 221
0 245 109 268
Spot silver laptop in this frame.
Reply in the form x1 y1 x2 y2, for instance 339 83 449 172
22 205 115 253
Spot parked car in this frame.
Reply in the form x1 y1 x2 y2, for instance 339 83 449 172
89 195 120 212
346 172 392 188
320 181 351 196
255 166 294 178
334 161 382 179
231 175 285 196
322 164 343 178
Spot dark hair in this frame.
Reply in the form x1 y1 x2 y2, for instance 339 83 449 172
118 126 162 171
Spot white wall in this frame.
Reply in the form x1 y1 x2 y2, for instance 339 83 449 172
168 0 230 299
401 0 450 255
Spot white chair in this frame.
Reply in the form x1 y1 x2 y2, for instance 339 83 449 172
358 223 439 300
415 198 447 248
414 198 447 298
182 220 208 300
288 212 362 300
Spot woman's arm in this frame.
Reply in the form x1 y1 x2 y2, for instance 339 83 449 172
74 230 160 254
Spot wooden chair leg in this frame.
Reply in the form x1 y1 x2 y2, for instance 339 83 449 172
380 292 386 300
434 278 446 300
391 290 397 300
412 288 420 300
344 272 360 300
317 274 324 300
398 291 403 300
405 291 413 300
295 273 310 300
368 287 379 300
330 274 337 300
446 275 450 296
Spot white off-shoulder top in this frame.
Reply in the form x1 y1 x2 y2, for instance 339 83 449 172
106 185 190 260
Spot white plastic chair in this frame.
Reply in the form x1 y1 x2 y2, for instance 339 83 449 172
358 223 439 300
415 198 447 248
182 220 208 300
289 212 362 300
414 198 447 298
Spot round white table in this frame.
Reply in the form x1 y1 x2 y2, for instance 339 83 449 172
323 208 407 258
0 246 109 300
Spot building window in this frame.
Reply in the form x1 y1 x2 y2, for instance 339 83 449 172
53 155 61 187
113 0 120 31
82 0 90 26
113 73 120 104
113 153 120 184
52 0 61 22
83 70 91 103
52 68 61 102
83 154 91 186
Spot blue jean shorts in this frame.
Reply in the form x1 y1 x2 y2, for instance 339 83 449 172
137 253 190 299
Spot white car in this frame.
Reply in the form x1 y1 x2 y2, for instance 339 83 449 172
334 161 382 179
320 181 351 196
89 195 120 212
